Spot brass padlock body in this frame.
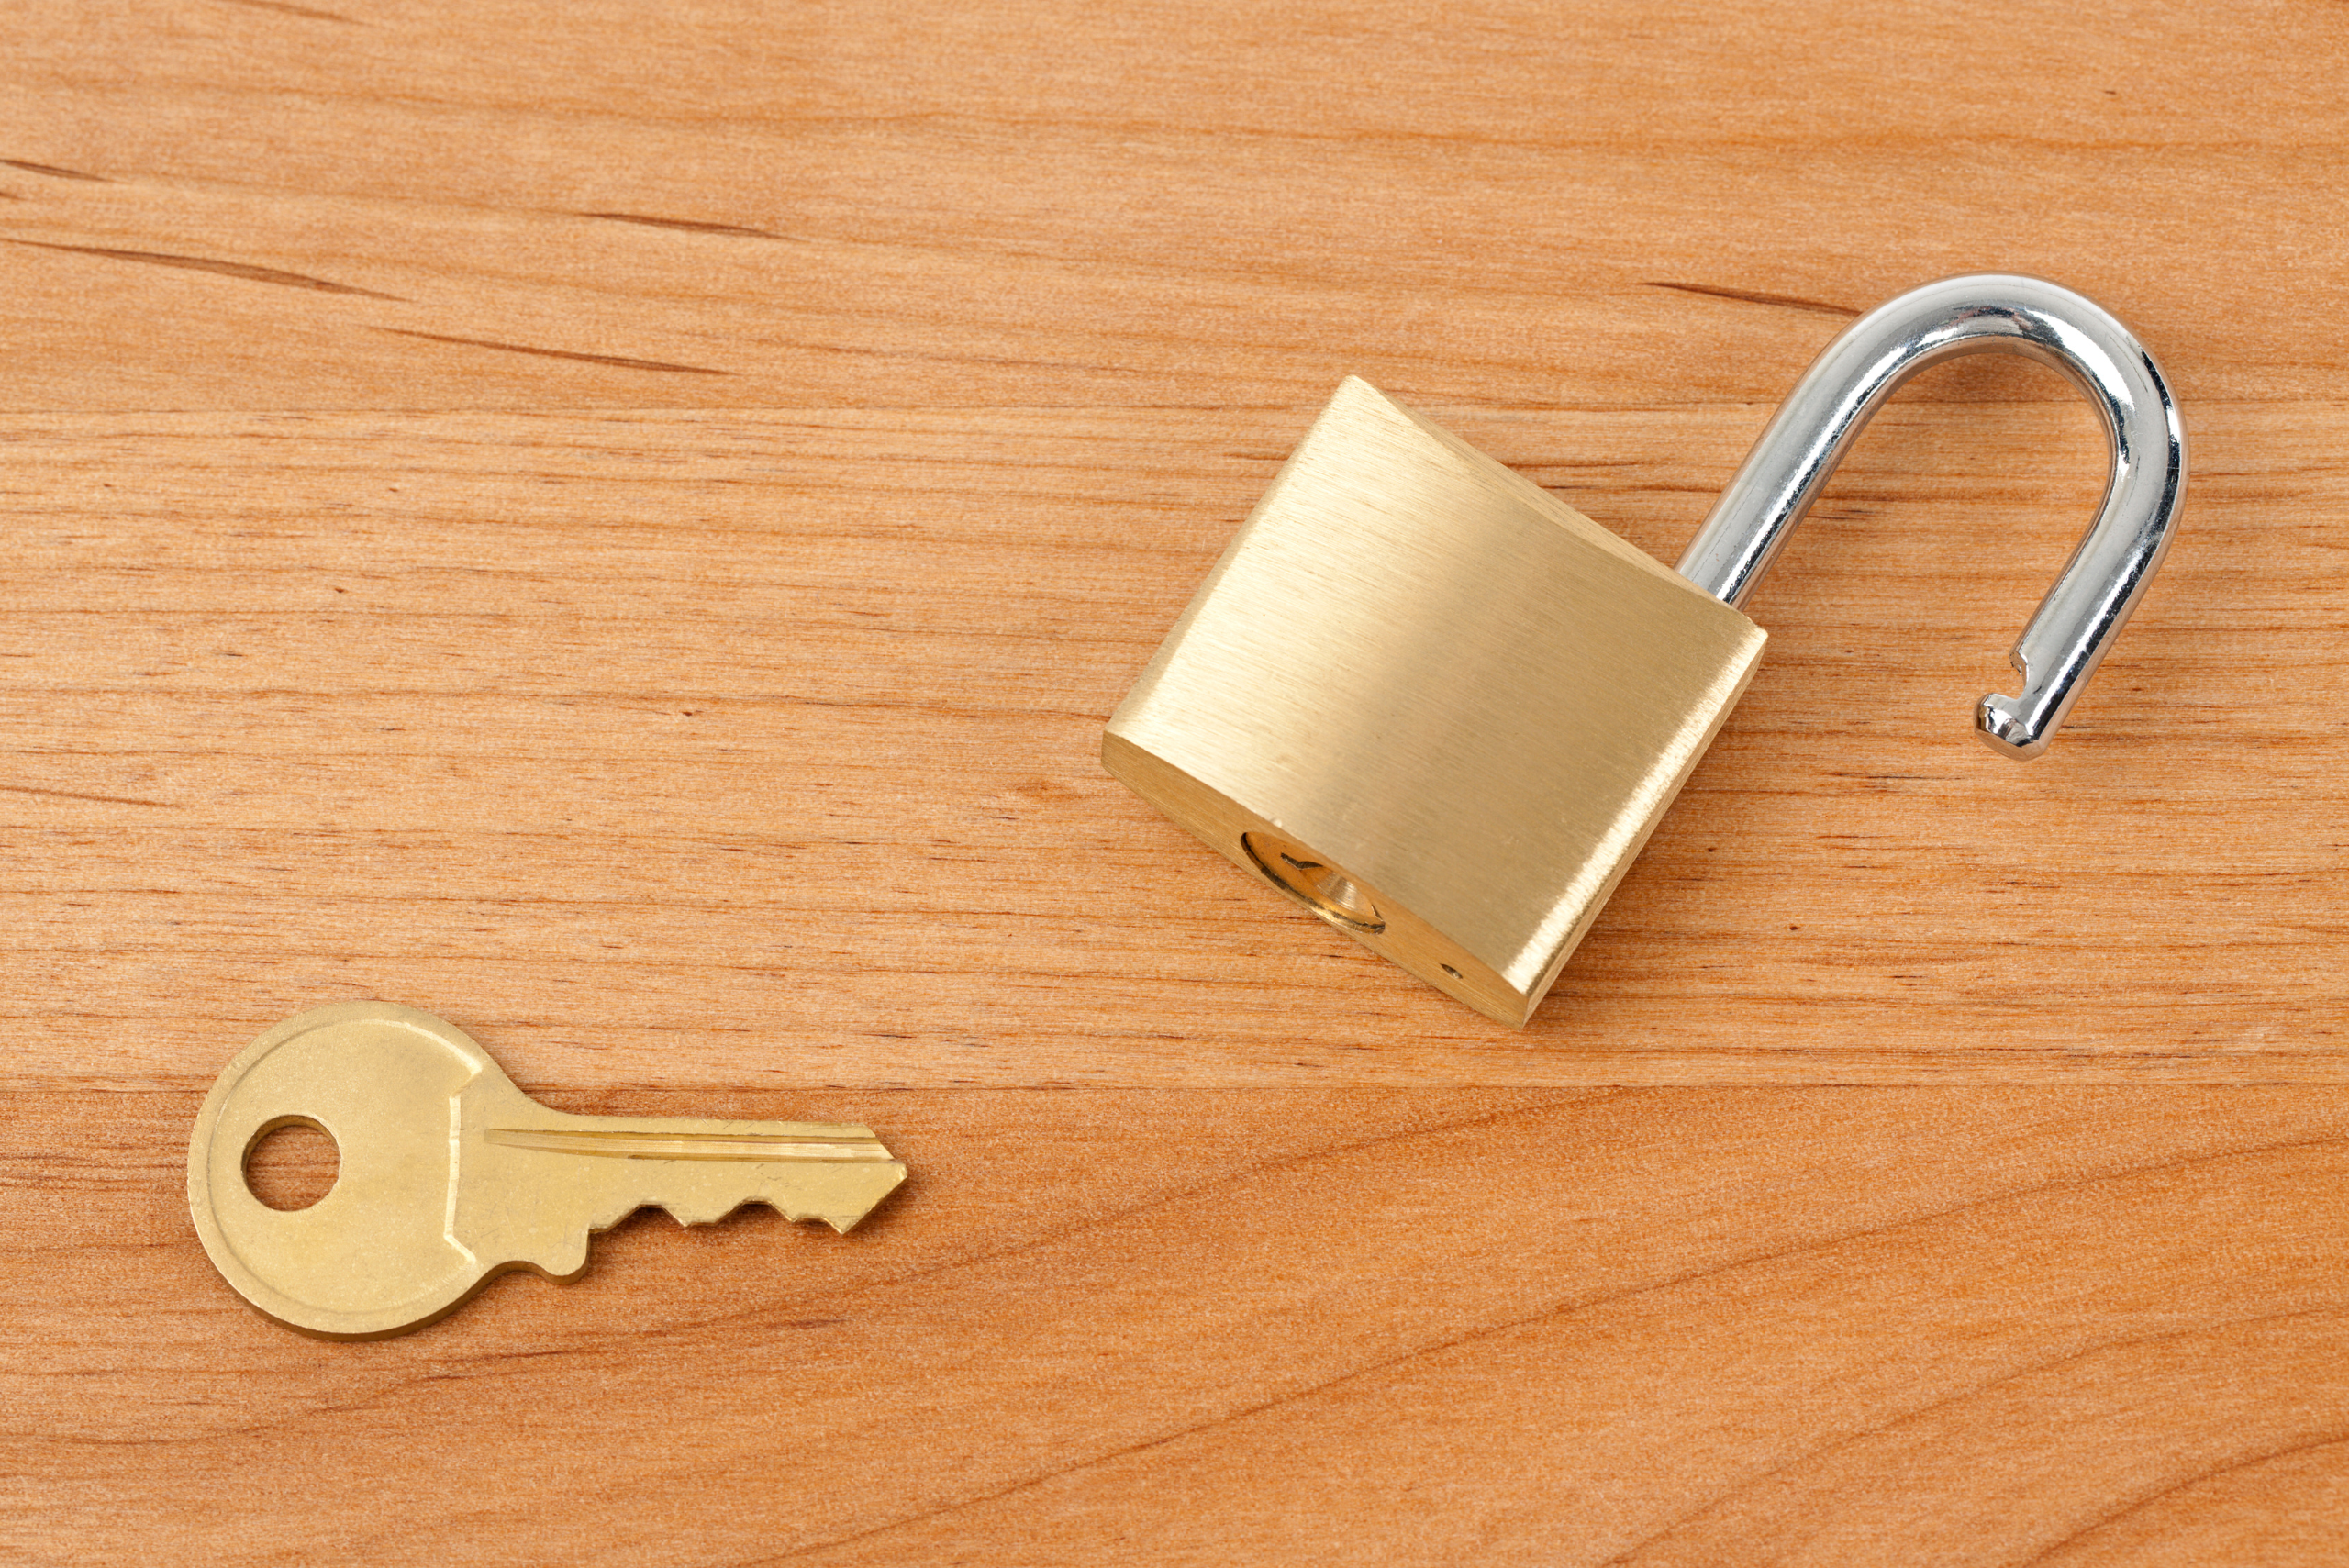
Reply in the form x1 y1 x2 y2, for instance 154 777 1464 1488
1106 378 1765 1027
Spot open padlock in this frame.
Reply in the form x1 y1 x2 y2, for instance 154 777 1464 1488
1102 275 2187 1026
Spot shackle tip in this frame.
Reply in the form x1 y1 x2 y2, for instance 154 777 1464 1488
1975 694 2050 762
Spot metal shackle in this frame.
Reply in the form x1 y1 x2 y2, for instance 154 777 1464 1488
1673 274 2187 760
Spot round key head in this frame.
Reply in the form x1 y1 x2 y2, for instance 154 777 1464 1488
188 1001 511 1339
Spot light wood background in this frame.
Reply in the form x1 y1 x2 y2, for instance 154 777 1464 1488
5 2 2347 1562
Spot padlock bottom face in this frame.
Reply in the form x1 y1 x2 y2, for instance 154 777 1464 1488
1106 732 1534 1020
1105 377 1766 1028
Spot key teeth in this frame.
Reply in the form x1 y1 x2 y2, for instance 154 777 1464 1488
543 1241 590 1281
572 1195 746 1231
662 1197 748 1228
652 1196 891 1231
577 1161 907 1239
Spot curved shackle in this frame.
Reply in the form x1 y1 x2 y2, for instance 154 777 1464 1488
1672 274 2186 761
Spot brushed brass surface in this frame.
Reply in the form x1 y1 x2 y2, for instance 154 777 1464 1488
1105 378 1766 1027
187 1003 907 1339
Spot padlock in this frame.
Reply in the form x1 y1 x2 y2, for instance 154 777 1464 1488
1102 274 2187 1027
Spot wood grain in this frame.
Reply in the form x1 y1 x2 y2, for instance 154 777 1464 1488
2 1 2343 412
2 400 2343 1085
9 1084 2349 1565
5 0 2346 1562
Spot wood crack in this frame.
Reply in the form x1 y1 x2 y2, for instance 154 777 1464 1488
373 328 731 376
0 238 396 298
1646 280 1862 317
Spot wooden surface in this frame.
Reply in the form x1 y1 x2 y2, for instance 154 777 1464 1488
5 2 2347 1562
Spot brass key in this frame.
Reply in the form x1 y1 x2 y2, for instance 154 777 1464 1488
187 1001 906 1339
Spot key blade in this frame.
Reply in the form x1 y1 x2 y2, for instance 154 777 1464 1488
479 1123 905 1229
455 1107 907 1273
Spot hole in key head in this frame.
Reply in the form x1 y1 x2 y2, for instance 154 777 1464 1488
244 1117 339 1211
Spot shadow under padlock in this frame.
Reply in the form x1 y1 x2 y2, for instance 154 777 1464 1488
1103 275 2188 1028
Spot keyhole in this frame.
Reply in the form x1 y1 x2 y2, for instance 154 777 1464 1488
1241 831 1386 933
244 1118 340 1211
